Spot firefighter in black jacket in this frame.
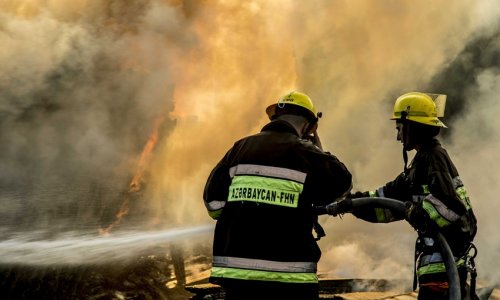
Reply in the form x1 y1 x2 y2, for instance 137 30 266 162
335 92 477 299
203 91 352 300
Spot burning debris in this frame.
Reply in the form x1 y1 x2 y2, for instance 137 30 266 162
100 116 167 236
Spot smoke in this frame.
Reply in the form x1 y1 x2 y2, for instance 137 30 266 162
447 56 500 284
0 1 184 230
0 0 499 286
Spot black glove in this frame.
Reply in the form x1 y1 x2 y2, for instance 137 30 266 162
325 198 353 216
405 201 433 233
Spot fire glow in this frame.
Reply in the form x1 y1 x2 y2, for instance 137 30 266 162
99 116 167 236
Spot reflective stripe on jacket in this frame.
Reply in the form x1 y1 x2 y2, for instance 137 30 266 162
203 120 352 285
352 138 477 283
416 250 466 277
211 256 318 283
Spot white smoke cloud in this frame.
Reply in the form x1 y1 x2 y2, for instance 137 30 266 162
449 67 500 285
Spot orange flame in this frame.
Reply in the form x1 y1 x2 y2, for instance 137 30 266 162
99 116 165 235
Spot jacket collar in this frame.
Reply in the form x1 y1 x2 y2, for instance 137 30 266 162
417 137 441 151
261 120 299 136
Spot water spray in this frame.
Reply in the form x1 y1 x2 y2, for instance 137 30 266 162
0 225 214 266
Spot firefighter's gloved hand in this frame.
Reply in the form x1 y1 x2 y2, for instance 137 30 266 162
325 198 353 216
405 201 433 233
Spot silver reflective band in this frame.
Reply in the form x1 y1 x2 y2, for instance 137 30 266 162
412 195 425 202
212 256 317 273
205 200 226 211
377 187 385 198
419 252 444 266
425 195 460 222
423 237 435 246
419 252 460 267
452 176 464 189
229 164 307 183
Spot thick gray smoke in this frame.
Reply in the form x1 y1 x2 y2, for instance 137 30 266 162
442 31 500 284
0 1 184 232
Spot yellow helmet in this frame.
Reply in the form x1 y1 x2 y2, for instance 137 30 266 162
391 92 447 128
266 91 318 120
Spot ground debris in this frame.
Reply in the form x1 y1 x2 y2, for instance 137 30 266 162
185 279 415 300
320 291 418 299
0 253 207 300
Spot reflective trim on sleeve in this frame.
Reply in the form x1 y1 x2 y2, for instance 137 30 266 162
213 256 317 273
229 164 307 183
210 267 318 284
452 176 473 210
228 175 303 208
421 184 430 194
423 195 460 228
452 176 464 189
205 200 226 219
456 186 473 210
374 208 397 223
376 187 385 197
375 208 388 222
208 209 223 220
205 200 226 211
413 195 426 202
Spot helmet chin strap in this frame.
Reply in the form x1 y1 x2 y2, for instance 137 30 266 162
401 108 410 175
402 144 409 175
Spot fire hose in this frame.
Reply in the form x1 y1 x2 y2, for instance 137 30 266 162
316 197 461 300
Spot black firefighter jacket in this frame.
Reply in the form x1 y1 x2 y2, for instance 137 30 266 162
353 138 477 285
203 119 352 285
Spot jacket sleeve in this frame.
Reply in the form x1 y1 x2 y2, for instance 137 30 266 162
203 149 232 220
310 151 352 207
352 173 408 223
418 152 467 229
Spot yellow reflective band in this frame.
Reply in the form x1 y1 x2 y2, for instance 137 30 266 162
422 200 451 228
417 259 465 276
456 186 472 210
417 262 446 276
208 209 223 220
375 208 388 222
369 190 377 197
422 185 430 194
228 176 303 208
210 267 318 283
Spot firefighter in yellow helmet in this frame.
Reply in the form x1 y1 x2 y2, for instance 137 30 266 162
334 92 478 299
203 91 352 300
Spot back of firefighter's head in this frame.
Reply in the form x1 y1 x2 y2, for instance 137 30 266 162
265 91 322 136
391 92 446 151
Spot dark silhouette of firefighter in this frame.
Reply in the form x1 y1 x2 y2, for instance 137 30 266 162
203 91 352 300
334 92 478 300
